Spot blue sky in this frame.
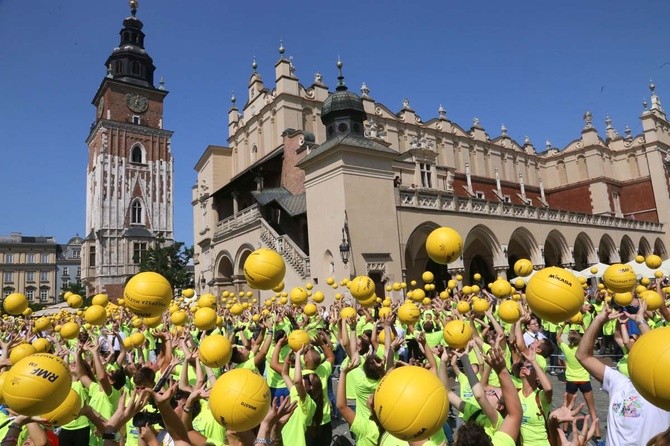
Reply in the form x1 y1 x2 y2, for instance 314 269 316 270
1 0 668 246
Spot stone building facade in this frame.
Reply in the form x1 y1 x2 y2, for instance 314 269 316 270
81 4 174 297
193 50 670 301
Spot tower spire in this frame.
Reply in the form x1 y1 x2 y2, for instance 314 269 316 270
129 0 138 17
336 56 346 91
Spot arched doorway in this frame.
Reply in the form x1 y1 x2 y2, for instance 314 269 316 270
544 230 569 267
573 232 595 269
619 236 636 263
598 234 618 264
463 225 501 284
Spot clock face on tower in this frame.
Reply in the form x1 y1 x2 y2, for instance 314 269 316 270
125 93 149 114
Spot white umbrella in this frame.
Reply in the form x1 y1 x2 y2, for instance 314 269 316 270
579 262 610 278
625 260 670 279
563 268 587 279
509 269 537 284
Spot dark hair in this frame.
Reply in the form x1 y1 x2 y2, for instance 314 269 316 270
568 331 582 347
110 369 127 390
536 339 554 357
455 420 494 446
363 355 385 381
423 321 435 333
133 366 156 386
274 329 286 344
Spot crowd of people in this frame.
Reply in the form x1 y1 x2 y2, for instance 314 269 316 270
1 275 670 446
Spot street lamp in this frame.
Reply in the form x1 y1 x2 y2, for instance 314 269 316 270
339 227 350 266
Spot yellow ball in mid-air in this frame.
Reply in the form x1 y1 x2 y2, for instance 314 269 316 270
288 330 310 351
628 327 670 410
4 293 28 316
425 227 462 265
443 320 473 349
199 335 232 368
209 369 270 431
514 259 533 277
194 307 217 331
525 267 584 324
397 302 421 325
373 366 449 441
243 248 286 290
498 299 522 324
646 255 663 270
3 353 71 416
124 272 173 317
603 264 637 294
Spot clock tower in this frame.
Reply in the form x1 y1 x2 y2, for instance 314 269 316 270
82 2 174 297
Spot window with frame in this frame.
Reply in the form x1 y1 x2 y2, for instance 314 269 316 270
132 115 141 125
40 288 48 302
41 254 49 263
27 254 36 263
503 195 511 203
89 246 96 267
26 272 35 282
73 250 80 259
475 191 485 199
5 254 12 264
40 271 48 282
62 267 69 276
131 145 143 163
3 289 13 298
419 163 432 188
131 200 143 225
3 272 12 282
25 289 34 300
76 267 81 277
133 242 148 264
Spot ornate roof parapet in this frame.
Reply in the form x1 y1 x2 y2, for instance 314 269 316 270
523 135 536 154
581 110 600 146
605 114 619 142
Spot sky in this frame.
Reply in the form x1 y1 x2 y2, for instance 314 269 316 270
1 0 669 246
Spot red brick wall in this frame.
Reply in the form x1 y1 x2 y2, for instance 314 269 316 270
102 82 165 130
452 177 542 205
618 178 658 222
546 183 592 213
281 132 307 195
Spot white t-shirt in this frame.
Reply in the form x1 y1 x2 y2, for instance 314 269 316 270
523 330 546 347
603 366 670 446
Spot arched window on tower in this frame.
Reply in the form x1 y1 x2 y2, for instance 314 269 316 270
123 31 130 41
130 144 144 163
131 200 143 225
131 61 140 75
115 60 123 74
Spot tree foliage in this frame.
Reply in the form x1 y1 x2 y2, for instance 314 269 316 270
138 236 194 290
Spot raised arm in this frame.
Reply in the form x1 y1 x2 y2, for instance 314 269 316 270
576 303 618 384
461 351 499 427
335 357 360 427
485 348 521 442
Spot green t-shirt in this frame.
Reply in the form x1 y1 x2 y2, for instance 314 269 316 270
280 386 316 446
350 412 379 446
192 400 227 446
234 351 257 371
266 344 291 389
313 361 333 425
559 342 590 382
61 380 89 430
88 382 121 446
519 389 550 446
341 356 361 400
492 431 516 446
457 373 477 408
380 432 410 445
351 361 379 422
426 330 444 348
463 400 502 437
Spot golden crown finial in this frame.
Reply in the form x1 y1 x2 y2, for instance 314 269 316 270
129 0 139 16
